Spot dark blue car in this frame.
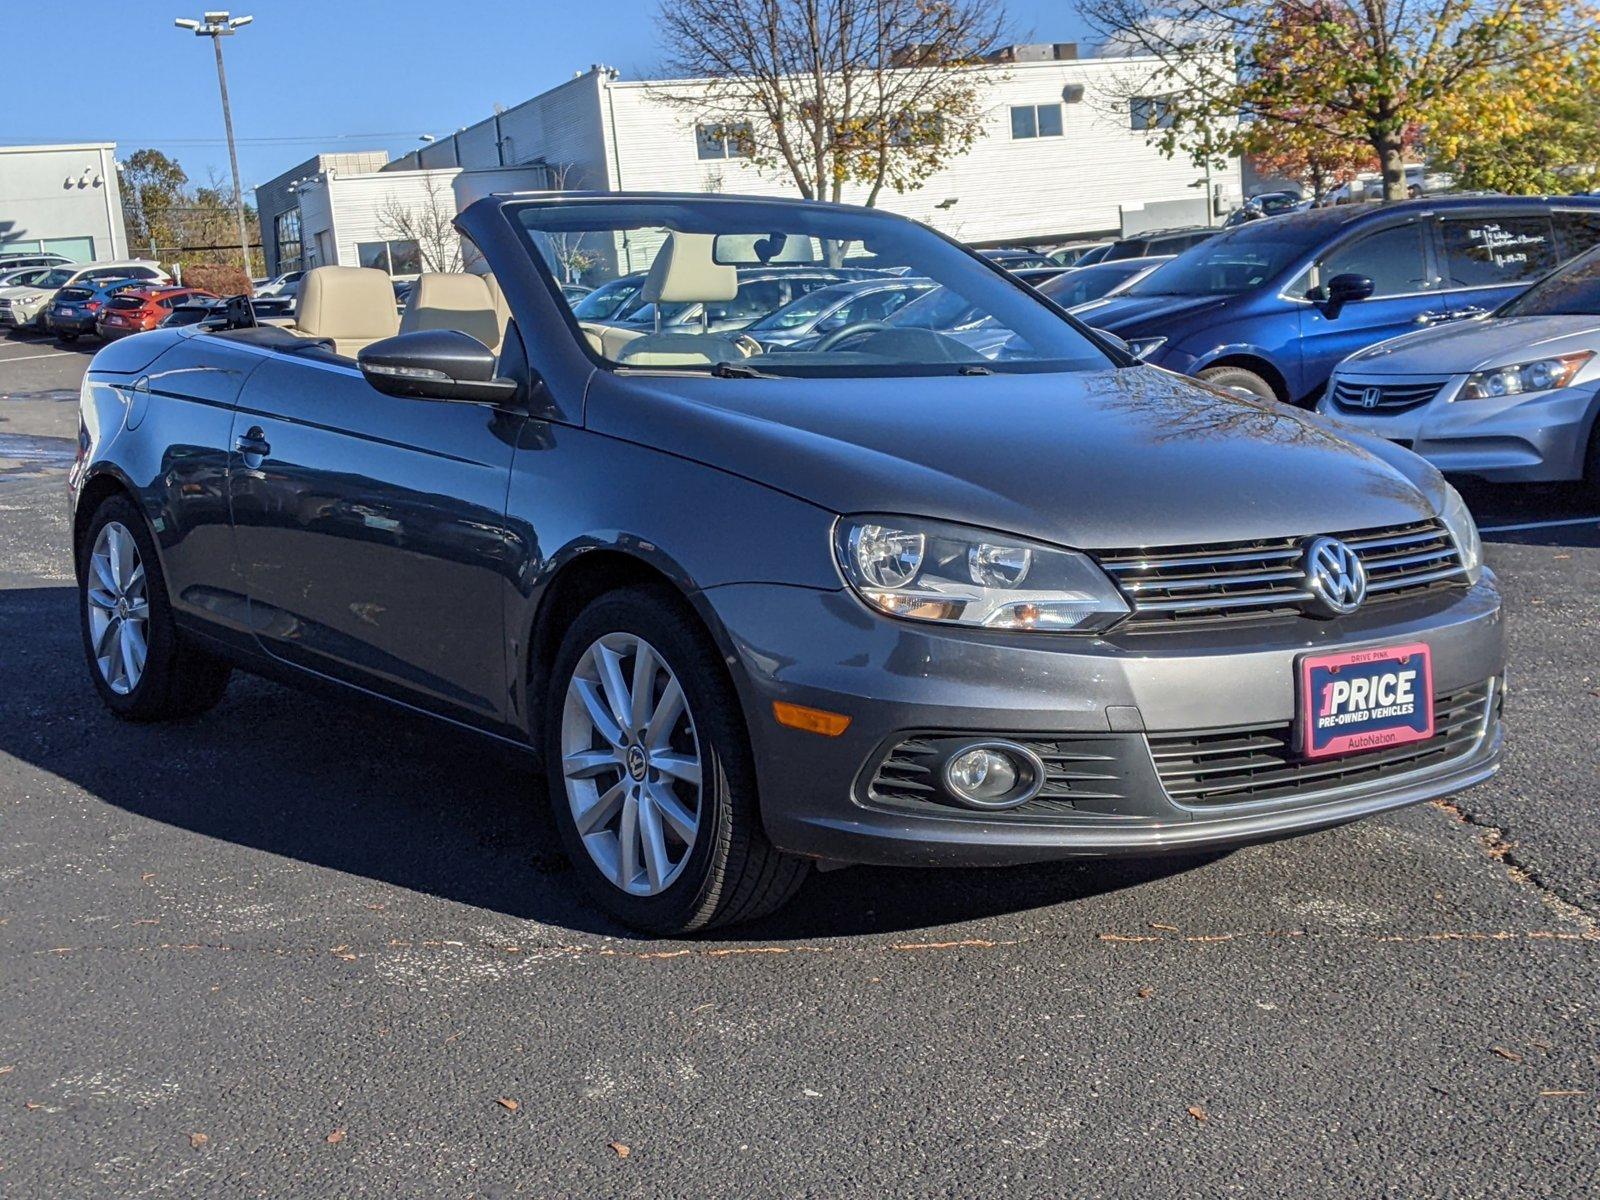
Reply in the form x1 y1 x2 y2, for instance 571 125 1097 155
1081 196 1600 404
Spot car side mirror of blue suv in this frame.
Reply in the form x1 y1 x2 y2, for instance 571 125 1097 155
1308 273 1376 320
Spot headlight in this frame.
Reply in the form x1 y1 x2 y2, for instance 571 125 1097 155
834 515 1130 632
1439 484 1483 584
1125 336 1166 361
1460 352 1592 399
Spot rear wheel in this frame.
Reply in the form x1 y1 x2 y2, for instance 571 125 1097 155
544 588 808 933
1198 364 1280 404
78 495 232 721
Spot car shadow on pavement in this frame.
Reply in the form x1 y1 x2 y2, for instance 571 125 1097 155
0 585 1210 942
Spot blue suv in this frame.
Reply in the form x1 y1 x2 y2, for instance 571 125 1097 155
1078 196 1600 405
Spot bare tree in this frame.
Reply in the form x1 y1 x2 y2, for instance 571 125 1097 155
376 173 463 273
653 0 1008 206
540 162 602 283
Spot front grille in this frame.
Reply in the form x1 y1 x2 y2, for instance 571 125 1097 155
1147 680 1496 807
1331 378 1446 413
867 734 1129 817
1098 519 1466 629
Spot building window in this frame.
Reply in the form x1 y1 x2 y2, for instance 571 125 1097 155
1009 104 1063 139
357 239 422 275
696 122 753 160
275 209 303 271
1130 97 1175 131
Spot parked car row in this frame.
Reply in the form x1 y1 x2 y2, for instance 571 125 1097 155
0 260 170 332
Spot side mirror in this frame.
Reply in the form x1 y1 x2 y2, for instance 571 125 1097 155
358 329 519 404
1309 272 1375 318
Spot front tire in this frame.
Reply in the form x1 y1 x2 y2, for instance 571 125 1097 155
544 588 808 933
78 495 232 721
1198 364 1280 403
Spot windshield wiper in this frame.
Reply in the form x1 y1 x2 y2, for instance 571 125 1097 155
709 360 781 379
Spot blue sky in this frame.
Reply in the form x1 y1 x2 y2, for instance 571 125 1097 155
9 0 1090 194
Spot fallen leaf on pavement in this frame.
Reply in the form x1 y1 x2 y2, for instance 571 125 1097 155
1491 1046 1523 1062
608 1141 631 1158
1186 1106 1207 1123
326 1129 346 1145
497 1098 519 1112
1136 987 1154 999
190 1133 209 1149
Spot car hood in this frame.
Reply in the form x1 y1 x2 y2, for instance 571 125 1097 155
586 365 1444 549
0 286 49 301
1341 314 1600 374
1071 292 1233 334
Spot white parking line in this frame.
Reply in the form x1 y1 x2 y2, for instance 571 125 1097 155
0 350 74 363
1480 515 1600 533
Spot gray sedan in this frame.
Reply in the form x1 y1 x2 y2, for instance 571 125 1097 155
1322 244 1600 486
71 193 1503 934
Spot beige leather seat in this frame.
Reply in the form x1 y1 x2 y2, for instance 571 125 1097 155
400 272 502 352
293 266 400 358
614 233 747 367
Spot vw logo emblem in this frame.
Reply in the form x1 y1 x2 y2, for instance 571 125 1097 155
625 744 649 781
1360 386 1382 409
1301 536 1368 617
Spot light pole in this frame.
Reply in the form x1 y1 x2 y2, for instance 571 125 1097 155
175 11 254 274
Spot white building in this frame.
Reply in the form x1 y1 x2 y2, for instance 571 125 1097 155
0 142 128 263
258 44 1238 274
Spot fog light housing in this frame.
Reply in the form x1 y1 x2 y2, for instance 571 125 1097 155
942 742 1043 810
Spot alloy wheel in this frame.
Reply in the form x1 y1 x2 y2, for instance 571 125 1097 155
85 521 150 696
560 632 703 896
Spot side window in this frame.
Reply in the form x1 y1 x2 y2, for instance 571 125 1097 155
1319 224 1429 298
1553 211 1600 260
1438 216 1558 289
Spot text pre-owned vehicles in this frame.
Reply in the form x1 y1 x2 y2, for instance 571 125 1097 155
1321 243 1600 487
72 193 1503 934
46 278 157 341
95 287 217 339
0 260 168 330
1083 196 1600 404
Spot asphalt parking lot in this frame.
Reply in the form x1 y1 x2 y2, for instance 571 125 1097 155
1 328 1596 1197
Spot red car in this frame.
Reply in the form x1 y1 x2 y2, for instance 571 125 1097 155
96 287 218 340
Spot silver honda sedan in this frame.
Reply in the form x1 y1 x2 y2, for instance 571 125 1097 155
1321 245 1600 487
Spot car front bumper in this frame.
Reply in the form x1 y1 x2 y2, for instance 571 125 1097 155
1321 374 1600 483
707 575 1505 867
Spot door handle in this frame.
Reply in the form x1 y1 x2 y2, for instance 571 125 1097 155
1453 306 1490 320
1413 310 1451 325
234 427 271 458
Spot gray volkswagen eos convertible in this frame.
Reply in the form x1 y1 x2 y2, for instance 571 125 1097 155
70 194 1504 933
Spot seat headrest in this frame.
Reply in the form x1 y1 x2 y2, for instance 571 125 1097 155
642 233 738 304
399 272 501 349
295 266 400 344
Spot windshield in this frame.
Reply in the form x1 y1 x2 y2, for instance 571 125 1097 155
1498 246 1600 317
748 285 849 331
35 268 76 289
1125 229 1309 297
515 199 1112 377
1040 260 1161 309
571 275 643 320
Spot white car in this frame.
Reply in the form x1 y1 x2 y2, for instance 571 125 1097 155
0 260 169 329
1320 243 1600 488
255 269 305 297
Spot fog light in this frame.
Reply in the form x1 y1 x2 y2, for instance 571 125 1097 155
942 742 1042 810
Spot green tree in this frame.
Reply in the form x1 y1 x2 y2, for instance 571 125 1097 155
120 148 189 254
